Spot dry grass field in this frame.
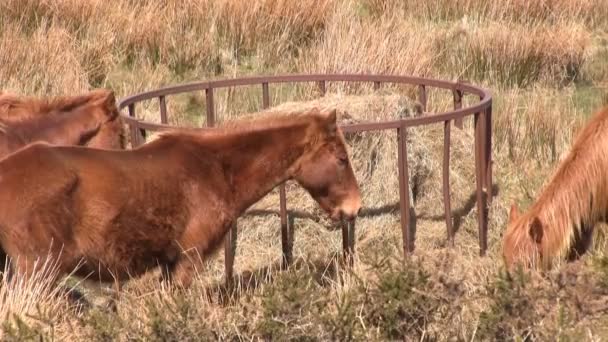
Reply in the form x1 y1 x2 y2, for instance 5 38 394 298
1 0 608 340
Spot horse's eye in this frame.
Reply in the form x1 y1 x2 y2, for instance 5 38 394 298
338 155 348 165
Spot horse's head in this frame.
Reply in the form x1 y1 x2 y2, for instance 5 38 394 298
84 90 126 150
502 203 546 271
292 108 361 222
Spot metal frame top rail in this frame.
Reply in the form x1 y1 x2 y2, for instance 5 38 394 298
117 73 492 133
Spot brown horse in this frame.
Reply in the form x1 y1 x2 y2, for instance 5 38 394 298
503 105 608 270
0 107 361 289
0 90 125 157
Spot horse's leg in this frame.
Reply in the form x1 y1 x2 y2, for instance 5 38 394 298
169 250 205 289
0 247 8 282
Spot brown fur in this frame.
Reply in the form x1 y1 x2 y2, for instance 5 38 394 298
503 105 608 270
0 90 125 157
0 107 361 289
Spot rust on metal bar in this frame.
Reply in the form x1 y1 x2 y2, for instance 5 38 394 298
418 85 427 112
205 87 215 127
397 126 412 255
474 113 488 256
262 82 270 109
318 80 326 96
159 96 168 124
453 89 463 129
443 120 454 246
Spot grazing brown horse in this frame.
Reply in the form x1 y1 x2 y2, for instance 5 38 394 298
503 105 608 271
0 90 125 158
0 107 361 290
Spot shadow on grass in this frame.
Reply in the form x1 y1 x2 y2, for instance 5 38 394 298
204 253 347 305
244 184 500 237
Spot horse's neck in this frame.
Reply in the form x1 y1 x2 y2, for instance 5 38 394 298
195 122 311 214
12 111 102 146
532 140 608 240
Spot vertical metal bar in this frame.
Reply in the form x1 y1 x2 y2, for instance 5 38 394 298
348 220 356 264
443 120 454 246
418 85 427 112
262 82 270 109
204 86 234 284
474 113 488 256
485 105 493 205
397 126 412 256
453 89 463 129
279 184 291 267
127 103 137 147
341 222 349 257
205 87 215 127
318 80 326 96
373 81 381 91
224 222 237 286
261 82 292 267
159 96 168 124
127 103 143 148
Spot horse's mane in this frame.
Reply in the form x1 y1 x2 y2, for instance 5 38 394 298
523 105 608 259
153 107 333 143
0 89 119 123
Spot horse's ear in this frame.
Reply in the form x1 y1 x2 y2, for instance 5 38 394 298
95 90 118 119
529 217 543 244
324 109 337 136
509 203 520 224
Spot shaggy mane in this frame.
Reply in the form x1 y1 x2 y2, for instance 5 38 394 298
521 105 608 260
0 89 117 123
153 107 333 142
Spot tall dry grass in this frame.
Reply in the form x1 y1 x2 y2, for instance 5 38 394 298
298 4 438 78
0 0 334 94
494 87 585 162
362 0 608 27
0 22 89 95
436 20 591 87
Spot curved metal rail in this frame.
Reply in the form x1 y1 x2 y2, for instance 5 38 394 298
118 73 493 283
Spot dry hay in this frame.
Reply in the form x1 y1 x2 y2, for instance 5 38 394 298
202 92 483 280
